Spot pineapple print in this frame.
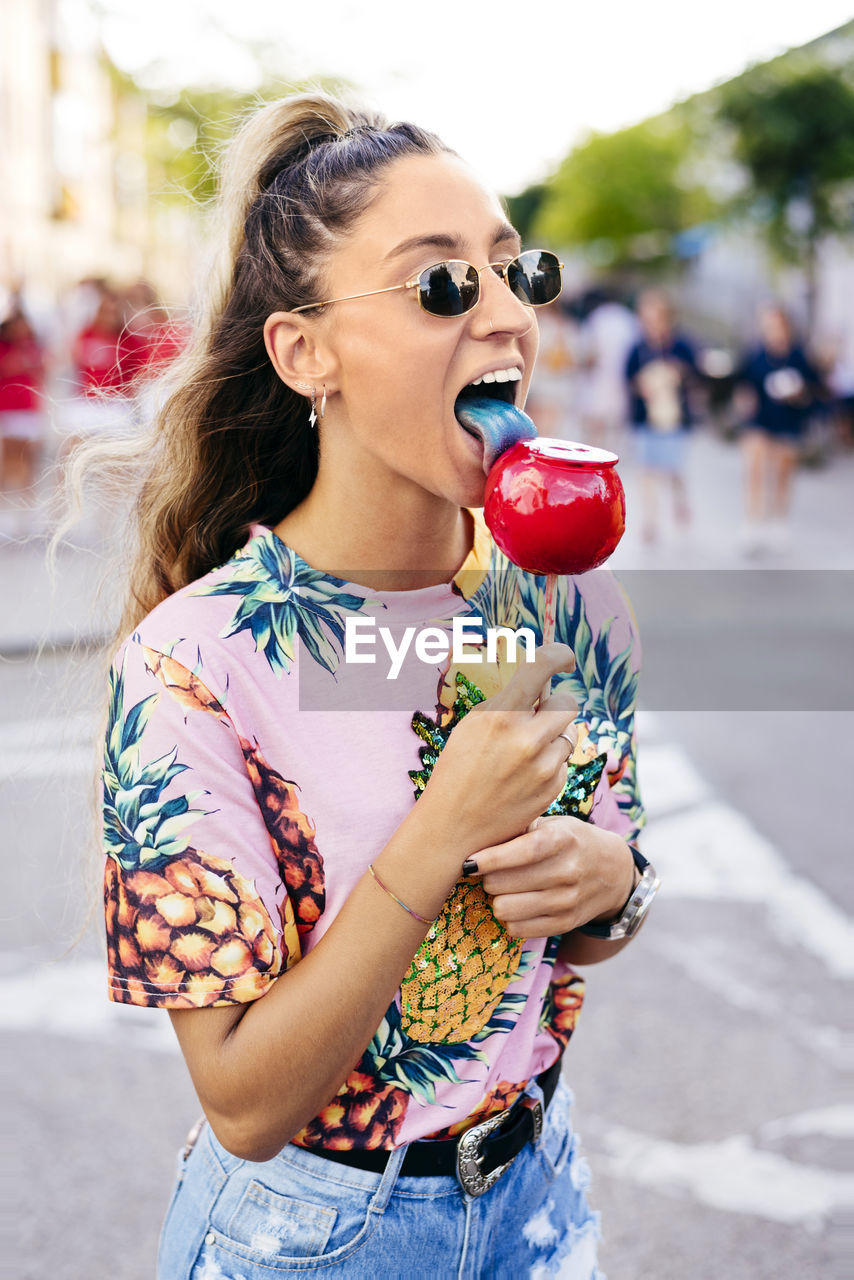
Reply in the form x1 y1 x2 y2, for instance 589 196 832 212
292 999 488 1150
104 655 283 1008
141 645 316 954
293 1067 408 1151
191 530 376 677
517 573 642 826
240 741 325 938
400 882 523 1044
539 971 586 1051
428 1079 526 1140
405 673 603 1045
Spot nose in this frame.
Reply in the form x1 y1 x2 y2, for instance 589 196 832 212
469 264 535 341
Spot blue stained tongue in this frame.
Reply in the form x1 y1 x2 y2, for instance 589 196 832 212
454 395 537 474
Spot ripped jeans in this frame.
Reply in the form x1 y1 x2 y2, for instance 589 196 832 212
157 1078 603 1279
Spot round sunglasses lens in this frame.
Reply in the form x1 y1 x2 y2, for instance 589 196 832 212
507 251 562 306
419 262 480 316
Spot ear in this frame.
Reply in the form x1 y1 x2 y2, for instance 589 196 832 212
263 312 339 395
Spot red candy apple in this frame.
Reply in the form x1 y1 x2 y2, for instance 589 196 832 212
484 439 625 576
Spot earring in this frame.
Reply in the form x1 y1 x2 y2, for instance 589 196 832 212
320 386 327 420
308 386 318 430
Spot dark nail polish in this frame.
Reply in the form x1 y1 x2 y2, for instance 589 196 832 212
462 857 479 876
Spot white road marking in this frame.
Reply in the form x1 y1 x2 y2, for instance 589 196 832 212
647 933 854 1069
643 796 854 980
0 715 99 780
596 1124 854 1227
1 956 178 1053
0 714 97 749
636 741 711 819
760 1105 854 1141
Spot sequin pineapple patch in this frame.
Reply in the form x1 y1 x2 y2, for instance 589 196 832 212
410 672 607 819
404 673 605 1044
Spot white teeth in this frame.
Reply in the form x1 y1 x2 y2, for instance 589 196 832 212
470 367 522 386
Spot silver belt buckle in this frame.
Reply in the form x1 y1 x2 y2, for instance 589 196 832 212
455 1095 544 1197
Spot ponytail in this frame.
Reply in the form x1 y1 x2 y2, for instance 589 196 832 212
107 92 447 641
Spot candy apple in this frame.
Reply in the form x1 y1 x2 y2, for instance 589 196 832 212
484 439 625 576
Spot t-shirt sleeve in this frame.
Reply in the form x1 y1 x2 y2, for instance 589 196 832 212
102 636 300 1009
553 574 645 851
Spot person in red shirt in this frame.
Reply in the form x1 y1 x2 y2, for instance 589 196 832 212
0 309 47 514
72 291 143 397
124 278 189 383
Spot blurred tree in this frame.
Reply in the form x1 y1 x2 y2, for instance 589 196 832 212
107 63 346 211
717 65 854 331
146 87 262 208
504 182 547 242
530 119 716 269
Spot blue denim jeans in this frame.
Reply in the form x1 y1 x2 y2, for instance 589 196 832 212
157 1078 603 1279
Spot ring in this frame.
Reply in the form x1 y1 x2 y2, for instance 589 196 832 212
558 730 576 756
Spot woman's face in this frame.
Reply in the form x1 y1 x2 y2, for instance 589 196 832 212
309 152 540 511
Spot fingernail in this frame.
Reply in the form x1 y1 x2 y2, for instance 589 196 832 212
462 857 479 876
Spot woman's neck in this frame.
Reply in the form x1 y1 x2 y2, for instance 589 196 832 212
273 478 474 593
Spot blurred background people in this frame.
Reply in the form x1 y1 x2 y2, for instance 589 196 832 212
524 298 578 438
56 288 142 454
0 306 47 536
734 303 824 553
578 285 639 452
625 288 698 543
71 289 142 399
123 277 188 379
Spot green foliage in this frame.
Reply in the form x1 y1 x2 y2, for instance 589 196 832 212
531 119 716 266
504 182 547 242
102 656 208 872
717 64 854 258
105 55 348 211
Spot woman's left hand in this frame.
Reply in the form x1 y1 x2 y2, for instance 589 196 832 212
473 816 636 938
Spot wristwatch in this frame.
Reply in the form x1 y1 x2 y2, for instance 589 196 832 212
577 850 660 941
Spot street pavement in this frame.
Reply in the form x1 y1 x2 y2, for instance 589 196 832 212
2 425 852 1278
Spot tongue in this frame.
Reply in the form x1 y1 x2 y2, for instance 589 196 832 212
454 395 538 474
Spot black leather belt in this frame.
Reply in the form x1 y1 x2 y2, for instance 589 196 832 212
302 1056 562 1197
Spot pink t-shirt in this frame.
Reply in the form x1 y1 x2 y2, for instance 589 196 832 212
103 513 644 1149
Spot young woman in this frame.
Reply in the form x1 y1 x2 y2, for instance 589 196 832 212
736 303 823 554
625 289 698 544
101 93 655 1278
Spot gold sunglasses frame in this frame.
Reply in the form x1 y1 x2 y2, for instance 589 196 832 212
289 250 564 316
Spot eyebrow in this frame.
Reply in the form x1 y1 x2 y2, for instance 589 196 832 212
384 223 522 263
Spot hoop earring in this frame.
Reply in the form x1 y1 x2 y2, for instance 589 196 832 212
320 386 327 420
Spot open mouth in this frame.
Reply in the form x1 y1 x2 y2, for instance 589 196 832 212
453 371 536 474
455 374 519 422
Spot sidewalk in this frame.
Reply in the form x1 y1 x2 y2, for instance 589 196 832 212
2 425 853 656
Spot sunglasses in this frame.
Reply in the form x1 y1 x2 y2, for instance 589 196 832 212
290 249 563 319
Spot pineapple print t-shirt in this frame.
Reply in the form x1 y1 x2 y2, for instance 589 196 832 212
103 512 644 1149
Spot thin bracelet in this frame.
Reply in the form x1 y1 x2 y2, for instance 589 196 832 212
368 863 433 925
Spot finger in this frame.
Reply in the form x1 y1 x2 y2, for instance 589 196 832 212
528 700 580 752
493 891 580 937
490 644 576 713
466 820 567 878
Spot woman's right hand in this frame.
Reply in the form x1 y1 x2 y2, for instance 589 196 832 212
417 643 579 861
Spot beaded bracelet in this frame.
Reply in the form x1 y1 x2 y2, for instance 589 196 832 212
368 863 433 925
